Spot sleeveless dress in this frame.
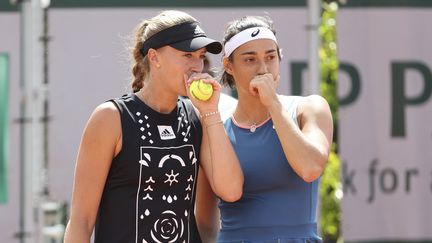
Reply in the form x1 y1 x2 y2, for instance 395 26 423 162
218 96 322 243
94 93 202 243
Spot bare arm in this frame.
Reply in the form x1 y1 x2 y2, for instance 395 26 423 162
185 74 243 202
195 168 220 243
64 102 121 242
250 74 333 182
269 95 333 182
198 108 243 202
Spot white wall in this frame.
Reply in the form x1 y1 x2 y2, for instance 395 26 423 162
0 7 309 242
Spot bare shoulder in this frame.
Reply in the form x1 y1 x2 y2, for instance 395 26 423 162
90 101 120 123
94 101 119 114
296 95 332 128
298 95 331 115
84 101 121 139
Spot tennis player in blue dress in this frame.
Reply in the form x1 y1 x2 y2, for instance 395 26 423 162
196 16 333 243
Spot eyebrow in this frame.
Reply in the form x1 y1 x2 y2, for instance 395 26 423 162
240 49 277 56
183 50 206 55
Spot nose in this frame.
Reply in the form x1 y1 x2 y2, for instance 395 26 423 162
190 57 204 74
257 59 268 75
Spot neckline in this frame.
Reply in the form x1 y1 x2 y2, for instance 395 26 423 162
132 93 178 118
231 115 271 132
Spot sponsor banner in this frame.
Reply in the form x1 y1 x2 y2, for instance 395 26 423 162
338 8 432 242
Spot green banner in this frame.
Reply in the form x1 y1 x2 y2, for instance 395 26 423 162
0 54 9 204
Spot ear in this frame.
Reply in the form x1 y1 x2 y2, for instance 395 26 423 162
223 56 234 75
147 48 161 68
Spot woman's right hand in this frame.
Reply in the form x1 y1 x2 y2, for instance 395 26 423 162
184 73 221 114
249 73 280 108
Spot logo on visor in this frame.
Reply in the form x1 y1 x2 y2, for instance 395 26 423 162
194 25 205 35
251 29 260 37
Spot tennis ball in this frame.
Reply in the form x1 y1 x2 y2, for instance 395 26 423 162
190 79 213 101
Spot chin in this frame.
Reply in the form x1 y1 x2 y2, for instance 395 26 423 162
179 89 188 98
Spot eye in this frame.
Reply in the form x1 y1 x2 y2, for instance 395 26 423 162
184 53 193 58
199 54 206 60
266 55 277 61
244 57 255 63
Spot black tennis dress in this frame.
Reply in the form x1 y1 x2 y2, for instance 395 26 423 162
94 93 202 243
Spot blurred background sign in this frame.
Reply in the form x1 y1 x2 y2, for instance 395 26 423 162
339 2 432 242
0 54 9 204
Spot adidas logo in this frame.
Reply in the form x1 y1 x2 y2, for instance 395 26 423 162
157 125 176 140
161 129 171 135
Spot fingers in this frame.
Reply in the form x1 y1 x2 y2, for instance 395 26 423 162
249 75 263 96
249 73 277 96
275 74 281 86
184 72 220 111
249 83 259 96
186 73 221 92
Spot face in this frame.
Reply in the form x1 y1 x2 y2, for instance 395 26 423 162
152 46 206 96
224 39 279 95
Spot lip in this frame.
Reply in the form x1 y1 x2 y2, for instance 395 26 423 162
187 72 205 82
186 72 196 79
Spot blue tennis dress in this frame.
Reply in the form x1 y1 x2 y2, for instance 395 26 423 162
218 96 322 243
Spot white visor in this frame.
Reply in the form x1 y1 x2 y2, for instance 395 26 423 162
224 27 278 57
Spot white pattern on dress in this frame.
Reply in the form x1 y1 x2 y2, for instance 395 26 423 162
143 185 153 191
164 170 179 186
158 154 186 168
150 210 184 243
142 194 153 200
145 177 155 183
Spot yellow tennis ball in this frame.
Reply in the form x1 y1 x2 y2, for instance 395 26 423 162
190 79 213 101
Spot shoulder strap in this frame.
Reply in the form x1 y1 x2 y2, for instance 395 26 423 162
278 95 301 127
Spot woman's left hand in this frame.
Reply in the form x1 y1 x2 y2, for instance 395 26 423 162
249 73 280 108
